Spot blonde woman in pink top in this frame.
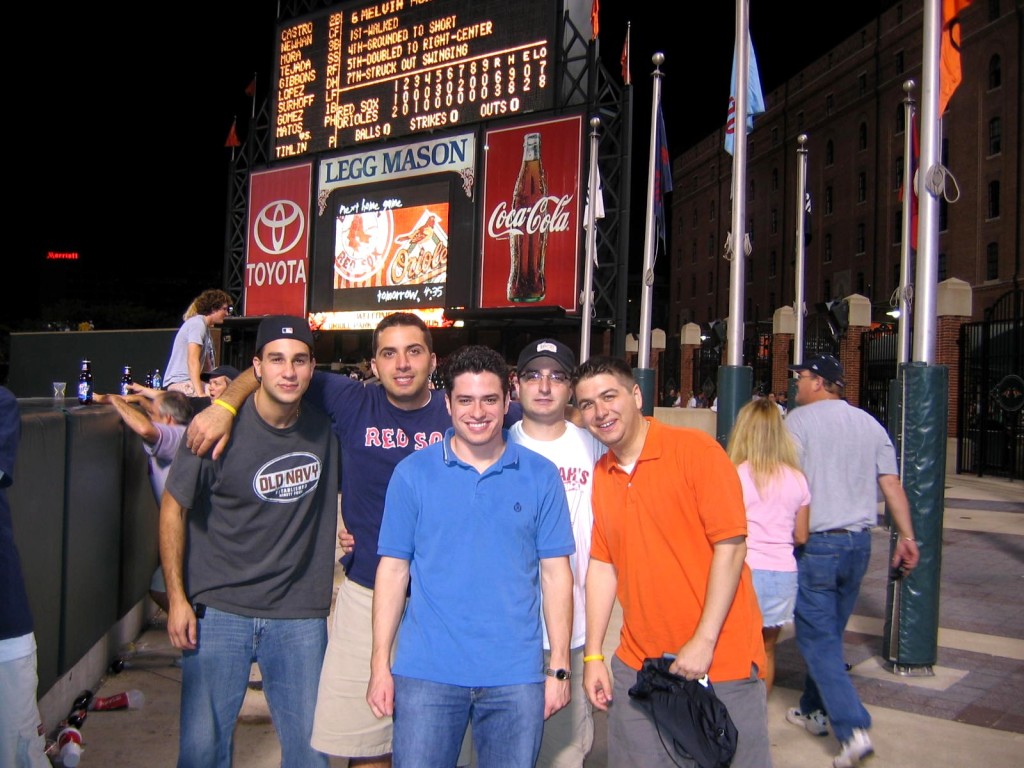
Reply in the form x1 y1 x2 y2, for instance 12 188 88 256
728 398 810 694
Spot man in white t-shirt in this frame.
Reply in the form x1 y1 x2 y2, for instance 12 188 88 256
509 339 607 768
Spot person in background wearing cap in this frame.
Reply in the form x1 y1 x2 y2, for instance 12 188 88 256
93 387 193 614
573 356 771 768
202 364 240 401
507 339 606 768
367 345 574 767
184 312 523 768
160 315 338 767
784 355 919 768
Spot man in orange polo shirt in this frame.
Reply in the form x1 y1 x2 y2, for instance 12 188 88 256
573 356 771 768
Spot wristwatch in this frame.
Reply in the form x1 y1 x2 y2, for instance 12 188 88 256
544 667 571 681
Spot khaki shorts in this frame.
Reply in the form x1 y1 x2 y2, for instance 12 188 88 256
310 577 394 758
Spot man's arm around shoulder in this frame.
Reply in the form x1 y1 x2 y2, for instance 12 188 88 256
186 368 258 458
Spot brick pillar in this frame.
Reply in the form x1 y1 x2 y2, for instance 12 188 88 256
936 278 974 440
772 333 793 395
839 326 867 408
679 323 703 401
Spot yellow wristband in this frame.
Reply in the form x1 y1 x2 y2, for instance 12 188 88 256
213 399 238 417
583 654 604 663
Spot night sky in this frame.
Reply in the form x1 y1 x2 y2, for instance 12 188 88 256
12 0 894 330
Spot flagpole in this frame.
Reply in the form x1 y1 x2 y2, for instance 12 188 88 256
636 52 664 415
637 53 664 364
716 0 753 444
580 116 601 364
898 80 917 365
794 134 809 367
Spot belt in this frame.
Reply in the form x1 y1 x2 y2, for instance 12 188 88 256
812 528 865 535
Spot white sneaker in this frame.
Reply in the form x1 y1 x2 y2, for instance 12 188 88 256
786 707 830 736
833 728 874 768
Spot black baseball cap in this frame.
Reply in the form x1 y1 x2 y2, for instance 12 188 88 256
517 339 576 374
788 355 846 387
255 316 315 355
201 365 240 383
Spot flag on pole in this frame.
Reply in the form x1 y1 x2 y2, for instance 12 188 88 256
898 113 921 249
654 105 673 251
584 170 605 242
938 0 973 114
803 192 813 246
225 117 241 148
724 32 766 155
621 23 631 85
591 0 599 40
244 76 257 97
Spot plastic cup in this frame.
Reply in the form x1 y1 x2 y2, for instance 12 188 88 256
53 381 67 399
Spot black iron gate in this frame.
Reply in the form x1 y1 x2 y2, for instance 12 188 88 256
693 345 722 406
743 322 773 395
861 324 898 426
958 288 1023 479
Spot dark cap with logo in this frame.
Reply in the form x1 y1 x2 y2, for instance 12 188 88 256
255 316 315 355
788 355 846 387
201 365 241 383
517 338 576 374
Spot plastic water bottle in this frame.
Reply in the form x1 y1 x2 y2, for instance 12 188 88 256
152 368 163 389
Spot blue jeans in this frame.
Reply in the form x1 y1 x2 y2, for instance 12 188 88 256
794 530 873 742
178 606 329 768
392 675 544 768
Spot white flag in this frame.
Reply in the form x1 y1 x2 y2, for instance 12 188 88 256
584 172 605 229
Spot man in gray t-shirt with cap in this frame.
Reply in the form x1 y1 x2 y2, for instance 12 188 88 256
161 315 338 767
783 355 919 768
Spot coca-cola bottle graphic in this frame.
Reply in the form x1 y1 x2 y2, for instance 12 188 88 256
507 132 548 302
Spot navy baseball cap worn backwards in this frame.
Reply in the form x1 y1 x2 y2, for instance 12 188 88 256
255 316 315 355
788 355 845 386
201 365 240 382
517 339 576 374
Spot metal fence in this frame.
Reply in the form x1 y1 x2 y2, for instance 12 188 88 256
861 324 898 427
957 288 1023 480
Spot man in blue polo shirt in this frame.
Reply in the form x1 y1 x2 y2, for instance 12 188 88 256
367 345 574 768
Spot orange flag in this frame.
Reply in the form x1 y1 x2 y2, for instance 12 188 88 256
621 23 631 85
591 0 599 40
938 0 973 114
224 117 241 148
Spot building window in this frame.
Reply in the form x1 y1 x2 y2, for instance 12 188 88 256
746 257 753 283
938 252 948 281
771 126 779 146
896 157 904 189
988 54 1002 88
770 292 776 312
988 0 1000 22
693 208 698 228
856 223 866 254
989 117 1002 155
825 234 833 263
825 186 834 215
770 250 777 278
707 271 714 293
691 274 697 298
797 111 804 129
770 209 778 234
893 263 901 291
856 271 865 295
894 208 903 244
858 73 867 96
986 243 998 280
825 140 834 166
895 50 905 74
862 29 868 46
858 122 868 150
708 234 715 258
692 241 697 263
988 180 1000 218
749 179 756 199
857 172 867 203
710 200 715 221
748 219 755 239
826 94 835 115
897 4 904 23
940 198 949 231
824 279 832 301
896 107 905 133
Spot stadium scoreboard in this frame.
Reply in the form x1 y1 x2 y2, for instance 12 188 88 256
273 0 558 158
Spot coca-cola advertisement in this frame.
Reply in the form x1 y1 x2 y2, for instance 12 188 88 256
479 115 582 311
244 163 313 317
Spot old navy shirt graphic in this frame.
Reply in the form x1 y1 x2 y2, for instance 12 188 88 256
254 452 323 502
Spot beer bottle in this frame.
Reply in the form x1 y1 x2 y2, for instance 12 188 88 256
77 360 93 405
119 365 133 396
507 132 549 302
